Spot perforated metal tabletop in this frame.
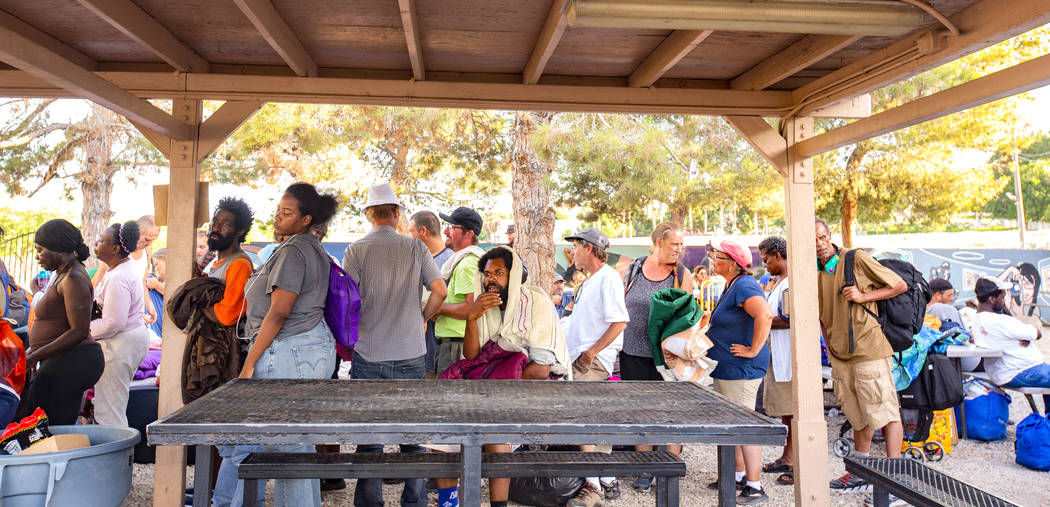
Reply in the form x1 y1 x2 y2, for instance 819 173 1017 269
149 378 785 507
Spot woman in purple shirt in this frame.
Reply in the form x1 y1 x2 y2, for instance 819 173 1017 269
91 221 149 427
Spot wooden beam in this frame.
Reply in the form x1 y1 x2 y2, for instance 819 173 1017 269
794 52 1050 158
232 0 318 77
808 93 870 119
793 0 1050 115
628 30 712 88
0 26 193 140
723 115 787 176
523 0 568 85
129 120 172 159
73 0 209 73
781 116 831 507
153 98 201 507
197 100 263 163
731 34 860 91
396 0 424 81
0 9 97 70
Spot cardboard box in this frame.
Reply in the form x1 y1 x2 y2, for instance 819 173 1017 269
20 434 90 455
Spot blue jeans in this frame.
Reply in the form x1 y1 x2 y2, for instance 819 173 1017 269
350 351 427 507
0 389 18 428
251 320 336 507
212 444 265 507
1006 362 1050 412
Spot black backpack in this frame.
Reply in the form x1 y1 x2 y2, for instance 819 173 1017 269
900 352 964 411
842 250 931 353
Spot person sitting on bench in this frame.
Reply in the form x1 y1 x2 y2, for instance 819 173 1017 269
972 277 1049 412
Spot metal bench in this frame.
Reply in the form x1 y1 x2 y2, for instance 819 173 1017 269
844 456 1020 507
239 450 687 506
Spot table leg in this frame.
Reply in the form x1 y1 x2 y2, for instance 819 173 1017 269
194 445 212 507
666 477 680 507
873 485 890 507
460 443 482 507
243 478 259 507
954 358 968 440
717 445 735 507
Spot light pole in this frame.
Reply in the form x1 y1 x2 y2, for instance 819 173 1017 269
1012 151 1026 248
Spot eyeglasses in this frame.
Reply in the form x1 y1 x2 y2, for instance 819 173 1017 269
708 251 731 261
446 224 468 231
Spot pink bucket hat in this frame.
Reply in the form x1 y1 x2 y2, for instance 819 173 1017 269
713 240 752 269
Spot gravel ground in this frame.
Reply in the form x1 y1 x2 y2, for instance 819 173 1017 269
127 337 1050 507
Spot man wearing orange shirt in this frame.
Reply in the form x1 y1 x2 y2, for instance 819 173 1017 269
204 197 262 507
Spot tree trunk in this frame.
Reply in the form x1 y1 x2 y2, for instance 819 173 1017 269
669 203 688 226
841 142 870 248
510 111 557 292
78 105 117 268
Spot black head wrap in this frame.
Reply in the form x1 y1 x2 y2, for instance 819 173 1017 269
35 219 91 262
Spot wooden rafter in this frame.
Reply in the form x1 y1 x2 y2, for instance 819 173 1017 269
129 120 172 159
523 0 568 85
794 52 1050 158
723 115 787 176
628 30 712 88
396 0 425 81
0 9 97 70
197 100 264 163
73 0 209 73
0 28 192 140
0 70 795 116
232 0 318 77
793 0 1050 115
731 34 860 91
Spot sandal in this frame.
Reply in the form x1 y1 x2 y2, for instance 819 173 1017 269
762 458 792 474
776 471 794 485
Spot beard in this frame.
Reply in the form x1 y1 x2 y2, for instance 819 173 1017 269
486 282 509 302
207 231 236 252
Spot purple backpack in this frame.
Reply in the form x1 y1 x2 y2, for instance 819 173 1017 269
325 260 360 349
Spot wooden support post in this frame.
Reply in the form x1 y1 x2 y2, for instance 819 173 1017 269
782 116 830 506
153 99 202 507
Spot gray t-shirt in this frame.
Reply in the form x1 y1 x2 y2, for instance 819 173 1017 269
342 226 442 362
927 302 963 328
243 233 329 341
621 270 674 357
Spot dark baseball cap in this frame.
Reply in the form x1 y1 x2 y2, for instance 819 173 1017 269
974 277 1011 300
929 278 953 293
439 207 482 235
564 227 609 249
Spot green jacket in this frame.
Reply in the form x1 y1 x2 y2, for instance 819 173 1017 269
646 288 704 368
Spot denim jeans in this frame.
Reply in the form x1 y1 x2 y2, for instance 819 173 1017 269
251 320 336 507
350 351 427 507
0 389 18 428
212 444 265 507
1006 362 1050 411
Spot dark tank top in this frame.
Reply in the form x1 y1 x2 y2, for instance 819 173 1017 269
29 266 96 350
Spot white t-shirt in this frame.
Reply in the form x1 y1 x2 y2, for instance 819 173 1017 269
972 311 1043 385
766 277 791 382
564 264 629 374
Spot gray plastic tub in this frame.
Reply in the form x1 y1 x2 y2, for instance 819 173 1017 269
0 425 140 507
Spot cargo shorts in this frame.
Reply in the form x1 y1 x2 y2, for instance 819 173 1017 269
830 356 901 432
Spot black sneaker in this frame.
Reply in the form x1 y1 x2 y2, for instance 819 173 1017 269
601 480 621 500
321 478 346 491
707 477 746 490
829 472 871 492
737 485 768 505
632 476 654 491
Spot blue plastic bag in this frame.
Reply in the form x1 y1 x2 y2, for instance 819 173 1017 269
955 388 1011 441
1015 413 1050 470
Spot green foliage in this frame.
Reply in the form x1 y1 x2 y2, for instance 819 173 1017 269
205 104 511 214
535 114 782 235
983 134 1050 223
0 206 76 238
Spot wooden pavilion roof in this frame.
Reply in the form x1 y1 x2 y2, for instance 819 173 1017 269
0 0 1046 145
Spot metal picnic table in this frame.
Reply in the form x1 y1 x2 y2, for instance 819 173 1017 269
148 378 786 506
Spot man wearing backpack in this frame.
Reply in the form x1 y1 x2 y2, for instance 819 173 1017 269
815 220 907 498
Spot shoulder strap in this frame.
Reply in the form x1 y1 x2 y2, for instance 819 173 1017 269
842 249 856 287
623 256 646 294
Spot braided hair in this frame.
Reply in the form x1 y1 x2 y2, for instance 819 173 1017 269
109 220 141 259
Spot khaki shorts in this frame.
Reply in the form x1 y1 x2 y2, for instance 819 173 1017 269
572 356 610 381
762 367 794 417
830 356 901 432
435 339 464 377
712 378 762 410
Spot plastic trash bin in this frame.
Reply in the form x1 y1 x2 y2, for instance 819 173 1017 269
0 425 140 507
